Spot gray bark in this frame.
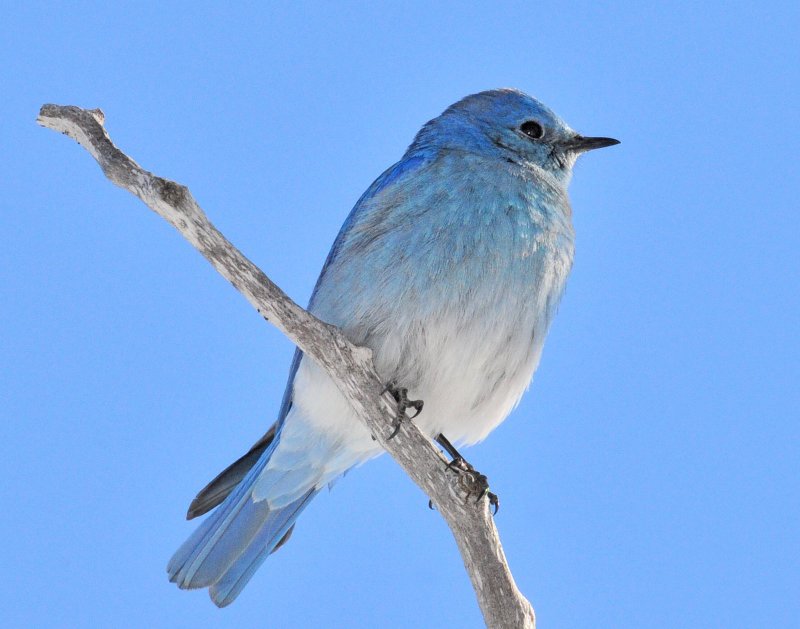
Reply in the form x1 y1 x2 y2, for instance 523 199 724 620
37 104 536 629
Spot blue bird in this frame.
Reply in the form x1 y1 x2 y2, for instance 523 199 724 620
167 88 618 606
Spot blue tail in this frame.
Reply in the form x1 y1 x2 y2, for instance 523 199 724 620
167 431 321 607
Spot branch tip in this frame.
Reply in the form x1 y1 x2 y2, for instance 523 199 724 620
88 108 106 126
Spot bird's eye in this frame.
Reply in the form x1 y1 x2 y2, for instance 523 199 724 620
520 121 545 140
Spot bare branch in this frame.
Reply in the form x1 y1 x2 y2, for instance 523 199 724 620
37 104 536 629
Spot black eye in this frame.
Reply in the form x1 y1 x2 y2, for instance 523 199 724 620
520 120 545 140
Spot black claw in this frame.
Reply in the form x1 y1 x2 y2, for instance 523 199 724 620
428 499 435 510
488 492 500 515
436 433 499 515
388 417 402 440
382 381 424 439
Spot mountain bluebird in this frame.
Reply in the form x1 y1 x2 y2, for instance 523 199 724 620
167 88 618 606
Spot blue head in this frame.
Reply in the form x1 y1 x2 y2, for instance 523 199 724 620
407 88 618 185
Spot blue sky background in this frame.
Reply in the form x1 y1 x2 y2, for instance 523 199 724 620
2 2 798 627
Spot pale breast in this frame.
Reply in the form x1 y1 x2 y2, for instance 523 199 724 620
369 212 574 445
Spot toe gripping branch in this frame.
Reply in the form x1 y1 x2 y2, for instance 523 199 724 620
431 434 500 515
381 381 424 439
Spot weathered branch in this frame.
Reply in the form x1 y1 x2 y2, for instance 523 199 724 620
37 104 536 629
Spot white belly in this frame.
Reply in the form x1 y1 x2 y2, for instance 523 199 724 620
283 238 571 482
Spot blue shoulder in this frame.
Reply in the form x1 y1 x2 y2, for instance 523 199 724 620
310 151 432 300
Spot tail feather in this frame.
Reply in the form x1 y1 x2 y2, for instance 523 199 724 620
186 424 278 520
183 497 272 587
168 422 326 605
209 488 319 607
168 450 273 588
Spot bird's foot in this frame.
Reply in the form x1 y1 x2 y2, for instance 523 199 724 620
448 458 500 515
435 434 499 515
381 381 424 439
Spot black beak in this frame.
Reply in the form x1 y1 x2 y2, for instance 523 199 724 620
562 135 620 153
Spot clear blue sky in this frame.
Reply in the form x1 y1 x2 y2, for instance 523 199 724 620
2 3 797 627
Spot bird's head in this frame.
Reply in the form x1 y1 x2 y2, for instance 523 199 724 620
409 88 618 184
